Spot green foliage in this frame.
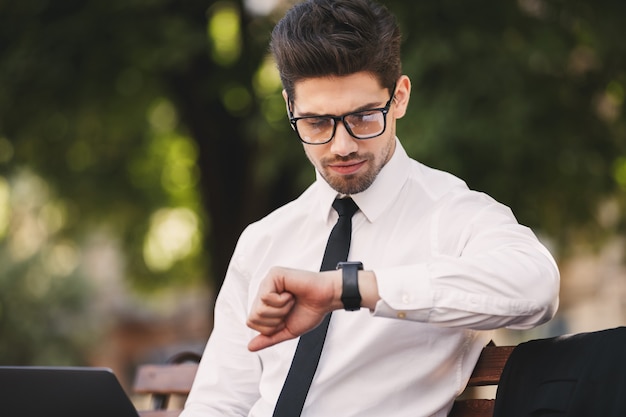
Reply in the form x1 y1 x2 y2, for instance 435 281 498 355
391 0 626 247
0 171 94 365
0 253 92 365
0 0 217 364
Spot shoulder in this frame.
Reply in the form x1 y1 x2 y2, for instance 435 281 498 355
405 159 515 220
236 183 319 250
405 159 469 200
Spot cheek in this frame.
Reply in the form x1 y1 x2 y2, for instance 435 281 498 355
303 145 322 167
376 131 396 166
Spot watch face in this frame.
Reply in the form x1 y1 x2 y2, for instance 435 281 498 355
337 261 363 270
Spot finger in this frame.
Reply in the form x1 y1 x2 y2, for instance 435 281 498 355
247 329 297 352
247 320 286 337
247 295 294 327
261 291 294 308
246 298 294 333
249 313 289 327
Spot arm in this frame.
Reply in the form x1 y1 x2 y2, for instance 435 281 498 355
248 194 559 351
373 194 559 329
246 267 379 352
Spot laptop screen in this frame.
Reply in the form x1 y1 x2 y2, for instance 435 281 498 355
0 366 140 417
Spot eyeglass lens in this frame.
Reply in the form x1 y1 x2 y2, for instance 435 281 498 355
296 110 385 144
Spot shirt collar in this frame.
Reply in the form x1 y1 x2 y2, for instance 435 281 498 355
315 137 411 223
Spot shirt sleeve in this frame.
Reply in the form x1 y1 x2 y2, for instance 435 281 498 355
180 236 261 417
372 191 560 330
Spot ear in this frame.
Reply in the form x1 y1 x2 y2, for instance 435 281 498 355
282 89 289 113
391 75 411 119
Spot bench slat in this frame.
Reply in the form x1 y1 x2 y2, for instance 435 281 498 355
133 363 199 395
449 399 495 417
467 345 514 386
138 410 182 417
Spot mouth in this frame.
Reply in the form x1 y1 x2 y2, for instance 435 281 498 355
328 159 366 176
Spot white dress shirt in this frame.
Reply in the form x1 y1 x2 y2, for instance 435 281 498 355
181 139 559 417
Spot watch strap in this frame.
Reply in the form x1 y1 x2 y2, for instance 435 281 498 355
337 261 363 311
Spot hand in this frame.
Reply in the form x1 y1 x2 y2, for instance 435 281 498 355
246 266 341 352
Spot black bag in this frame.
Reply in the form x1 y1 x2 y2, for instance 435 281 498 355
493 326 626 417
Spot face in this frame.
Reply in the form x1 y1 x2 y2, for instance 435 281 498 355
285 72 411 195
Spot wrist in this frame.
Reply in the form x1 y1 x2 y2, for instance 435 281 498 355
337 261 363 311
324 270 345 311
358 270 380 310
327 268 380 312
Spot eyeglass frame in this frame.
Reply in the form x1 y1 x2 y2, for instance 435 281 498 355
287 83 397 145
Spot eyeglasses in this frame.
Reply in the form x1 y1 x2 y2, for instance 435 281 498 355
288 84 396 145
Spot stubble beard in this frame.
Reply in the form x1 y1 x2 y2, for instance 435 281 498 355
309 131 396 195
318 152 380 195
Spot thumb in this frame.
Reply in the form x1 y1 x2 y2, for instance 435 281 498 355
248 330 295 352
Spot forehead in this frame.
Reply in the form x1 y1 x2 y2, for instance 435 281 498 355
292 72 386 114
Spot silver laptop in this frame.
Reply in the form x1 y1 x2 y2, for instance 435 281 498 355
0 366 140 417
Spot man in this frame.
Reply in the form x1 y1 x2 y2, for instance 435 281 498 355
181 0 560 416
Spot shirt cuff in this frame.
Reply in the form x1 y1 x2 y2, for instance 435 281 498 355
372 264 433 321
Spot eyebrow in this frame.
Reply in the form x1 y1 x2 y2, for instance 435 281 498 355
292 99 387 118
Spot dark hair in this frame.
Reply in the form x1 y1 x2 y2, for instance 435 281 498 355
270 0 402 99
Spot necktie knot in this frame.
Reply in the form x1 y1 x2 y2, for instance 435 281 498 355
332 197 359 218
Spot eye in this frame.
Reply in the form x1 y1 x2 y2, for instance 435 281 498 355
347 110 381 125
302 117 332 130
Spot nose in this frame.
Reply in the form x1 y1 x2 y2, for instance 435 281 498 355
329 121 358 156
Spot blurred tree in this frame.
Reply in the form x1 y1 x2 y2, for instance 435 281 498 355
0 0 625 364
0 0 300 364
0 0 304 294
393 0 626 251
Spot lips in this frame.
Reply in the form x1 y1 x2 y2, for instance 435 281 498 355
328 160 366 175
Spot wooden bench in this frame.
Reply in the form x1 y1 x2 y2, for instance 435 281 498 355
133 345 514 417
448 345 514 417
134 352 201 417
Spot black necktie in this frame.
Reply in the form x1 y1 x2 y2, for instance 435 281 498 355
273 197 359 417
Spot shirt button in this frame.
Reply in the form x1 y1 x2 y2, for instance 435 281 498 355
397 312 407 319
402 294 410 304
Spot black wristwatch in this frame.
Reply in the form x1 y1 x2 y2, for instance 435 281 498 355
337 261 363 311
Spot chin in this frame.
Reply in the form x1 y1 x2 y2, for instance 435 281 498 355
327 174 375 195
